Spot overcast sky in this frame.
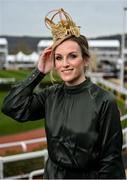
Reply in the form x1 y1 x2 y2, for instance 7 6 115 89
0 0 127 38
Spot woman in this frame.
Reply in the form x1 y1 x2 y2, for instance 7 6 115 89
2 9 126 179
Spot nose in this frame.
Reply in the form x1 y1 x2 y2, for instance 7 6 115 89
62 58 70 67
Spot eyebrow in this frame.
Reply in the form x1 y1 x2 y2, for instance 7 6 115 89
55 51 78 56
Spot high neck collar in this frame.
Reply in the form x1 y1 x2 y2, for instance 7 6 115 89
63 77 92 94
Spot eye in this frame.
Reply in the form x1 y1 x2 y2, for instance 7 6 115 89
69 54 77 59
55 56 62 61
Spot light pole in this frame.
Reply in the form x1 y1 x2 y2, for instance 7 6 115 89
120 7 127 89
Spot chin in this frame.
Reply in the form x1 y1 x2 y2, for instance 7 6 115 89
62 78 78 85
61 76 74 82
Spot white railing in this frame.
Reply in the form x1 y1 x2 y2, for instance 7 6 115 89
0 149 48 179
1 114 127 153
89 75 127 95
0 127 127 179
0 137 47 152
122 128 127 149
121 114 127 149
121 114 127 121
0 78 15 84
29 169 44 180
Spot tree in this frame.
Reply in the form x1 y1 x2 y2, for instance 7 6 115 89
11 41 32 54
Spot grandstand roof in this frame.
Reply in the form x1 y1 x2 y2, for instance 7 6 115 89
0 38 8 45
37 39 120 48
38 40 53 47
88 40 120 48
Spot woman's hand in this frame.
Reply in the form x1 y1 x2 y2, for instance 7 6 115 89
38 46 53 74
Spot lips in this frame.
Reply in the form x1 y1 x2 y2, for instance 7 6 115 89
61 69 73 72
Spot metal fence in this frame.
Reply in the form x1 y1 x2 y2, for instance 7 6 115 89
0 149 48 179
0 137 47 152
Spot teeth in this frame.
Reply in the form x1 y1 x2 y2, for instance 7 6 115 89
63 69 73 72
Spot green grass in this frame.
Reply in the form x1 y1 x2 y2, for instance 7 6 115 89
117 98 127 129
0 70 31 80
0 69 61 82
117 98 127 115
0 91 44 136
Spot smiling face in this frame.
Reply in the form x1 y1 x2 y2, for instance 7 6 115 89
54 40 89 86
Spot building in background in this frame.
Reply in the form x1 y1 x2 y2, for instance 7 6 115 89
0 38 8 69
89 39 120 77
37 40 53 55
3 38 122 75
89 40 120 63
5 51 39 70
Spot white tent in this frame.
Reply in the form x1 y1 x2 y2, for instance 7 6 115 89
5 51 39 69
6 55 15 62
15 51 25 62
29 52 39 62
22 54 31 62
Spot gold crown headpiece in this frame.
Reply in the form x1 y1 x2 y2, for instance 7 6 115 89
45 8 80 42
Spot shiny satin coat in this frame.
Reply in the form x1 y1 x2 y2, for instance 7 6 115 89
2 69 126 179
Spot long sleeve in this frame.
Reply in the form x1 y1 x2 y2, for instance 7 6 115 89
97 95 125 179
1 68 48 122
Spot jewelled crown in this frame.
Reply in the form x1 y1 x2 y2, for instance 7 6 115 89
45 8 80 42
